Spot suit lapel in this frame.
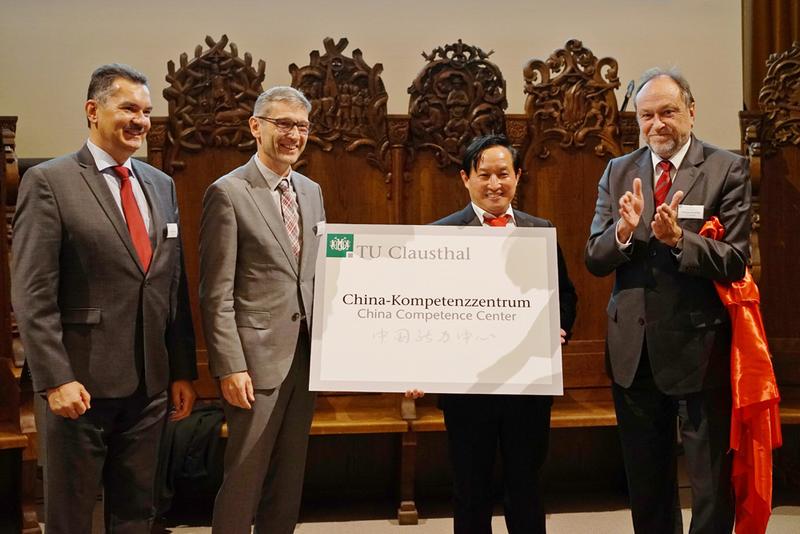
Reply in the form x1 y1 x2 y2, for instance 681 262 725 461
242 158 299 275
512 209 532 228
670 136 704 202
133 161 165 264
633 149 655 240
76 146 146 274
293 172 317 278
458 205 482 226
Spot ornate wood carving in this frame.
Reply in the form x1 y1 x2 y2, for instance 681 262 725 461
757 40 800 150
523 39 622 159
1 117 21 365
161 35 265 174
1 117 18 247
740 111 764 281
290 37 390 173
408 40 507 167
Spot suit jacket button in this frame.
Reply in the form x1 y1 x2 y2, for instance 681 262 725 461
638 318 645 326
292 313 300 321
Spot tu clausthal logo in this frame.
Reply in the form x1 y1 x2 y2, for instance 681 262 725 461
326 233 354 257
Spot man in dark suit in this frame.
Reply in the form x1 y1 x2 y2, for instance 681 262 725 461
411 134 577 534
199 86 325 534
585 69 751 533
11 64 197 534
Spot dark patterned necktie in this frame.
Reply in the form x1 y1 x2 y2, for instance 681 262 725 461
277 179 301 259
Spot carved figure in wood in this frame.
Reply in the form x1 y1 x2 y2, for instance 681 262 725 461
758 40 800 149
290 37 389 171
524 39 621 159
408 40 507 167
162 35 265 173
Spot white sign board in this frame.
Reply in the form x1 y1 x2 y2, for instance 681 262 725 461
310 224 563 395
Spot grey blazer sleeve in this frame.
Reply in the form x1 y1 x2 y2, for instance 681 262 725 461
11 166 74 390
584 159 637 277
676 155 751 283
165 178 198 381
199 181 248 377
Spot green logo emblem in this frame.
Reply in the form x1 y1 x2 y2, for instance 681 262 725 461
327 233 354 257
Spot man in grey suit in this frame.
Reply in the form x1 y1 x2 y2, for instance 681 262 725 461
585 69 751 533
11 64 197 533
200 86 325 534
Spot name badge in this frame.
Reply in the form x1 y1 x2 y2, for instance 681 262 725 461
677 204 704 220
165 223 179 238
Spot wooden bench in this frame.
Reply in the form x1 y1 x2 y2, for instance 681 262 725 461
207 340 619 525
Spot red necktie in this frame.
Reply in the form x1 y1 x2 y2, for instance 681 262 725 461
484 214 511 227
111 166 152 271
654 160 672 206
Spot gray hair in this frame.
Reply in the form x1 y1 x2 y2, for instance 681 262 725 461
634 67 694 109
253 86 312 117
87 63 148 102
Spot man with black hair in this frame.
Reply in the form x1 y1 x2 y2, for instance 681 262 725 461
410 134 577 534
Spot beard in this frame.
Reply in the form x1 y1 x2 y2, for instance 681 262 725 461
641 131 687 159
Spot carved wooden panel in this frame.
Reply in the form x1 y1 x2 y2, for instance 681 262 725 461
150 37 266 395
408 40 507 168
162 34 265 174
758 41 800 150
519 41 623 359
740 41 800 356
0 117 14 371
1 117 19 366
289 38 395 225
290 37 389 173
523 39 622 160
402 41 509 226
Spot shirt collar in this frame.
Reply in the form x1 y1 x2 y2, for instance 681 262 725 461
86 139 133 174
470 202 515 225
254 155 293 191
650 136 691 173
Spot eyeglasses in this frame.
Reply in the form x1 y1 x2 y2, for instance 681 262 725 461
255 116 311 135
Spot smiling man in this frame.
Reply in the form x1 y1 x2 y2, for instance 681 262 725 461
427 134 576 534
585 69 751 533
199 86 325 534
11 63 197 533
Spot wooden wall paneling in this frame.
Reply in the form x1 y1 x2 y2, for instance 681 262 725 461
519 40 632 385
148 35 265 396
742 0 800 112
405 40 508 224
0 115 41 533
0 117 15 370
290 38 394 224
740 40 800 492
742 41 800 367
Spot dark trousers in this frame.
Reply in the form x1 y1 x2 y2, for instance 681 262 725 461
443 394 552 534
612 355 734 534
44 387 168 534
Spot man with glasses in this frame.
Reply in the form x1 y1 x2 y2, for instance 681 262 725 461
585 69 750 533
199 86 325 533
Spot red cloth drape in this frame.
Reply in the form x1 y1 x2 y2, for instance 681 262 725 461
699 217 782 534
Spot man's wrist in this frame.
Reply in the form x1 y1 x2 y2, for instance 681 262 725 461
672 228 684 250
